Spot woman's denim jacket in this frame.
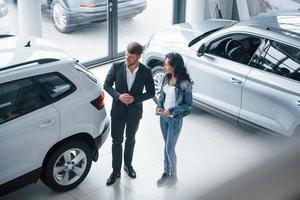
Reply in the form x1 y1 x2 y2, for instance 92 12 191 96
157 76 193 118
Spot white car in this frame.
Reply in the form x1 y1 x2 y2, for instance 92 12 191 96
0 35 110 196
143 11 300 137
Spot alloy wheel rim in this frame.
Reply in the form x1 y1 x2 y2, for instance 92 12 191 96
153 71 164 101
53 3 67 30
53 148 87 186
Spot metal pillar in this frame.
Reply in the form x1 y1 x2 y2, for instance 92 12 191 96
107 0 118 59
173 0 186 24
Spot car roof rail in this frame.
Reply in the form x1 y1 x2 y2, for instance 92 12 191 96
0 34 14 39
250 24 300 38
0 58 60 72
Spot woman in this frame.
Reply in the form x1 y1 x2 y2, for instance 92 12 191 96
155 52 193 185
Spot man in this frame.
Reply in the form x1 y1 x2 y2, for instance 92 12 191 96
104 42 155 186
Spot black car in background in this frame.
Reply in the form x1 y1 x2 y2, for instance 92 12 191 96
41 0 147 33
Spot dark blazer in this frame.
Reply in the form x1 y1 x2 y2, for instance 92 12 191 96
104 61 155 119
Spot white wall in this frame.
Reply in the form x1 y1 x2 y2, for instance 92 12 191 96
18 0 42 37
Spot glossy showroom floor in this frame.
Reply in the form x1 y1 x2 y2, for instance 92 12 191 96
2 64 286 200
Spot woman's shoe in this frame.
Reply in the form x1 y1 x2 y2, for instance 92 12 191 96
157 172 169 185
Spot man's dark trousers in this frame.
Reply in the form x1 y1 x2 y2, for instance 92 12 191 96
111 117 140 173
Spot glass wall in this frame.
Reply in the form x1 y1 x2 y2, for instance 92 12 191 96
3 0 18 35
247 0 300 17
3 0 109 63
117 0 173 53
3 0 174 63
41 0 109 63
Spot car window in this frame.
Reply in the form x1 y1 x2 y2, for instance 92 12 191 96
0 78 47 124
36 73 75 100
74 63 97 83
250 40 300 82
206 34 262 65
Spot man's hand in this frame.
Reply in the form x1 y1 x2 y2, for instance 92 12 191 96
119 93 134 105
155 108 164 116
127 95 135 104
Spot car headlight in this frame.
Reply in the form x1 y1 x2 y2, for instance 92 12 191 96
0 3 8 17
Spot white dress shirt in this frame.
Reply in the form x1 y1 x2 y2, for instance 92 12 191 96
126 64 139 91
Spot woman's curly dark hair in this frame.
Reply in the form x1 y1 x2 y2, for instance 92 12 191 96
165 52 192 86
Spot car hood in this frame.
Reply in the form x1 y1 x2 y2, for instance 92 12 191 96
150 19 236 48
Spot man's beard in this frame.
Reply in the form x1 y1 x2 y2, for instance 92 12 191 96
126 60 138 67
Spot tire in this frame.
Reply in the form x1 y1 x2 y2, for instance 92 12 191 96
151 66 165 104
51 0 73 33
41 141 92 192
120 14 137 20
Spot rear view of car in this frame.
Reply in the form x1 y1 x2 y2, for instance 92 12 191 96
0 35 110 196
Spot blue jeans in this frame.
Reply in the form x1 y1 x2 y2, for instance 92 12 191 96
160 115 183 175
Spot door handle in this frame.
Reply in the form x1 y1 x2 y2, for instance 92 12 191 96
297 101 300 106
231 78 242 84
40 119 55 128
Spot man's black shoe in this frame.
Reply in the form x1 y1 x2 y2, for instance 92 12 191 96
106 173 121 186
124 165 136 178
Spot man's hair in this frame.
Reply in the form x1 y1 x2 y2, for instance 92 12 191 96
127 42 143 55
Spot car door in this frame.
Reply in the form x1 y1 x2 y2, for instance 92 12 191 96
240 40 300 136
188 33 259 120
0 77 59 184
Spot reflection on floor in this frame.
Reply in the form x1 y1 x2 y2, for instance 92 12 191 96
2 64 284 200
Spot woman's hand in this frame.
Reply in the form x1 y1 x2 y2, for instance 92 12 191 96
163 110 171 117
155 108 164 116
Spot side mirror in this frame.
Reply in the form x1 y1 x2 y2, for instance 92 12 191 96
197 44 206 57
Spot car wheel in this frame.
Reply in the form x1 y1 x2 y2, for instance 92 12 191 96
51 0 72 33
152 66 165 103
41 141 92 192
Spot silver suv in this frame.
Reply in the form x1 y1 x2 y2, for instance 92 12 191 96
143 11 300 137
0 35 110 196
41 0 147 33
